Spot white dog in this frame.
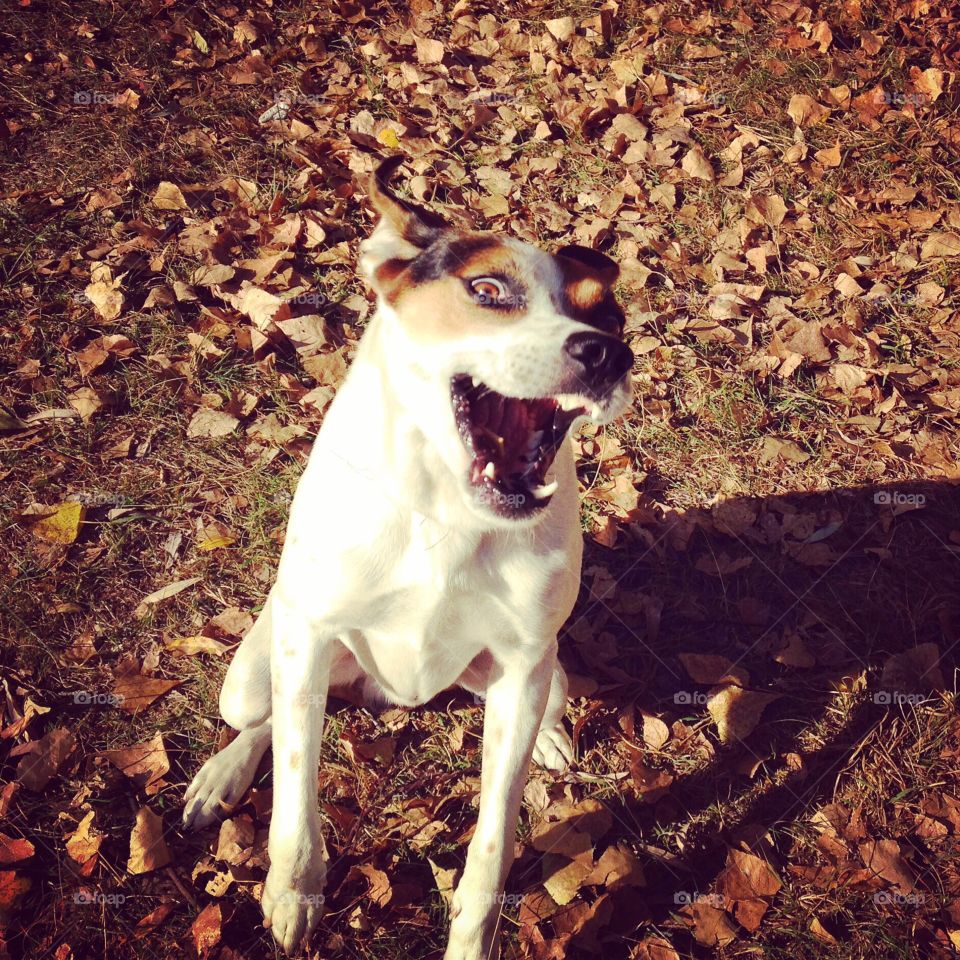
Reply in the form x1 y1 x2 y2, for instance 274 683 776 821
183 156 634 958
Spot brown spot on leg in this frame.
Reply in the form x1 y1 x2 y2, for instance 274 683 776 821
289 750 301 770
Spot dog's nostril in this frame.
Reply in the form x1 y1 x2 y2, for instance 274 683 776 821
567 337 607 369
563 332 632 385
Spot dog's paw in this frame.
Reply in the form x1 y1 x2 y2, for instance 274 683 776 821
183 746 259 830
532 723 573 773
262 863 326 956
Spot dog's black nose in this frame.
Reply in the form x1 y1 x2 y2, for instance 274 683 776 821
563 332 633 390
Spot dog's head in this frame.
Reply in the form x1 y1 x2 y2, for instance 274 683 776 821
359 156 634 527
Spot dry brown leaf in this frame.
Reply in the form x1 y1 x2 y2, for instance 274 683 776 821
543 855 593 905
681 145 715 182
920 232 960 260
28 502 85 544
191 902 223 957
715 848 782 900
165 635 230 657
215 815 254 866
858 838 916 894
102 732 170 791
633 938 681 960
0 834 34 865
0 871 31 922
127 806 171 874
68 386 104 421
84 279 125 321
152 181 189 210
683 901 737 946
679 653 749 687
641 711 671 750
17 727 75 790
584 843 645 891
707 686 779 744
787 94 830 127
65 810 103 873
544 16 575 42
187 408 239 439
112 672 182 715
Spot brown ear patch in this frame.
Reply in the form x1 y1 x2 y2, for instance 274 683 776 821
554 245 624 334
366 156 447 249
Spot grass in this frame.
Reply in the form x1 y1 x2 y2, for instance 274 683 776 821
2 0 960 958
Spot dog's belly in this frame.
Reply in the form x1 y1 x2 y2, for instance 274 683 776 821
336 591 509 707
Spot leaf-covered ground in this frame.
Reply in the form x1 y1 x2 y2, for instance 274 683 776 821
1 1 960 958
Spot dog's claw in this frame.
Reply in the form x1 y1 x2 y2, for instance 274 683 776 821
532 723 573 772
262 863 326 955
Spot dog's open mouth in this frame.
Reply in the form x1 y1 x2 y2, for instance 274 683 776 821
451 374 585 516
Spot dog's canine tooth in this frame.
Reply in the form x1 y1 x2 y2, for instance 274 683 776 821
531 480 559 499
483 461 497 480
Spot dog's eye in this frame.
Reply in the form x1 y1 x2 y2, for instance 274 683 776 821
470 277 507 306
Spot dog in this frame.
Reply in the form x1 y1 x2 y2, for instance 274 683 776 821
182 156 634 958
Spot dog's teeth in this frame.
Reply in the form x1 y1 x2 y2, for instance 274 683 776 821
531 480 558 499
483 461 497 480
557 395 583 412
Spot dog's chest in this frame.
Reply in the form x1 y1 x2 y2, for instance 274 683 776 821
331 520 563 705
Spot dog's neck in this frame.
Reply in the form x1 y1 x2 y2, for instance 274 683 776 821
324 308 534 534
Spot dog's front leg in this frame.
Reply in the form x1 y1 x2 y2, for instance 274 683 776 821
262 587 333 955
445 644 555 960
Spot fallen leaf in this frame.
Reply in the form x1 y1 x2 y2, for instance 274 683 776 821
84 279 124 321
136 576 201 615
191 902 223 957
715 848 782 900
681 145 715 182
858 838 916 894
28 502 84 544
0 834 34 864
787 94 830 127
0 871 30 922
165 635 230 657
683 901 737 946
102 732 170 790
127 806 171 874
65 810 104 873
17 727 75 790
187 409 239 439
679 653 749 687
707 686 779 744
112 673 182 715
152 181 189 211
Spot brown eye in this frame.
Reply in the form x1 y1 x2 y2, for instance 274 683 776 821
470 277 507 305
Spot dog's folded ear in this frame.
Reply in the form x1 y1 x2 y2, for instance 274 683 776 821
360 156 448 289
555 245 620 287
367 156 447 248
